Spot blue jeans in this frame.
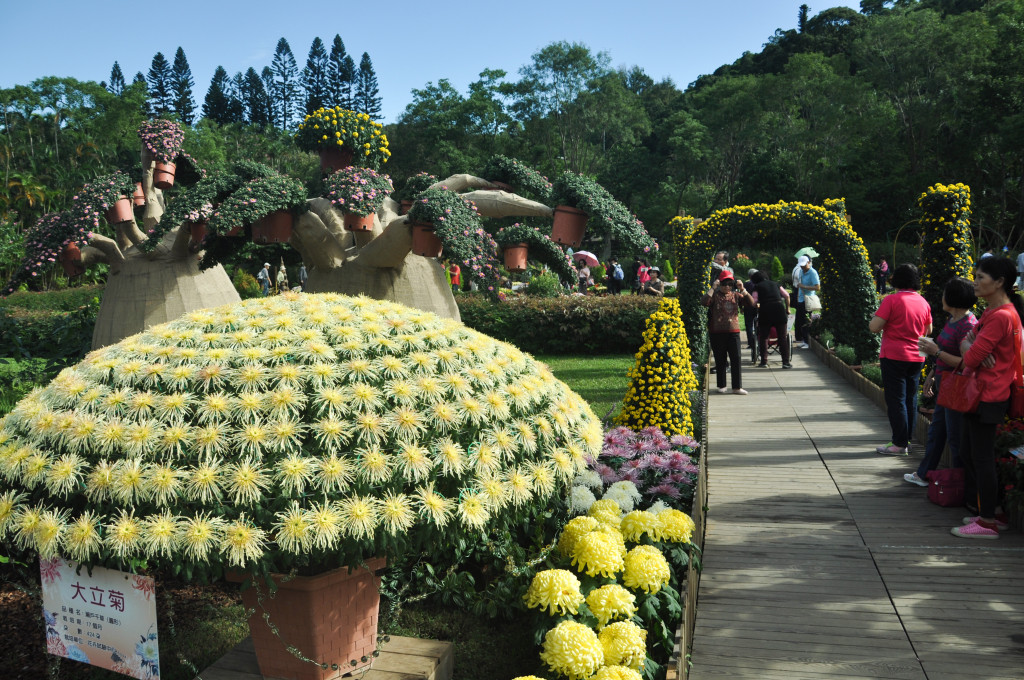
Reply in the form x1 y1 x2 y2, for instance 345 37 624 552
880 357 924 448
917 374 964 478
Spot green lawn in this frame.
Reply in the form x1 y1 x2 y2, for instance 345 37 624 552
537 354 635 422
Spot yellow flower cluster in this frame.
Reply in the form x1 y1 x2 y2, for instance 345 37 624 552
656 508 695 544
598 621 647 671
585 584 636 627
523 569 585 616
622 545 671 594
616 298 697 436
539 621 605 680
918 182 973 302
296 107 391 166
0 293 601 570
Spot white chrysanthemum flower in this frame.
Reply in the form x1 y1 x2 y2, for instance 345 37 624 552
486 427 518 460
83 459 116 502
414 484 452 527
125 420 161 457
351 413 386 446
181 513 224 562
33 508 69 559
197 393 232 423
307 362 337 385
415 376 444 403
145 463 184 506
275 454 315 495
0 490 26 537
378 356 408 379
111 457 147 504
608 481 642 504
314 386 349 416
94 418 128 455
159 423 191 458
570 485 598 514
535 417 555 442
425 401 461 433
166 364 195 390
235 423 269 458
459 396 487 426
505 467 534 508
457 492 490 530
306 500 343 550
113 360 146 386
470 442 501 475
549 449 577 480
105 510 143 559
482 391 510 420
224 457 270 506
379 491 416 535
155 392 192 423
529 461 557 498
45 453 85 497
396 442 433 481
573 470 604 491
389 407 426 441
268 418 305 453
140 511 181 559
386 379 418 406
603 489 636 514
314 453 354 493
221 515 267 567
476 475 510 511
310 416 349 453
347 383 383 413
343 358 378 382
193 422 232 456
439 372 472 397
266 386 306 418
196 363 229 391
128 390 158 418
274 502 313 553
185 456 224 504
64 511 102 562
356 447 392 484
339 495 378 540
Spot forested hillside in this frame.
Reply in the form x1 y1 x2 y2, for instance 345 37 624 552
2 0 1023 288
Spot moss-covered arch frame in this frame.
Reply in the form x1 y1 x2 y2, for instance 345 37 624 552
673 199 880 363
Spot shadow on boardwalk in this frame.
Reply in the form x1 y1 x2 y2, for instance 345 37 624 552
689 348 1024 680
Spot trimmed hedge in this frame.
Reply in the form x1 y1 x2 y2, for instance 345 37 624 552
0 298 99 361
456 294 660 355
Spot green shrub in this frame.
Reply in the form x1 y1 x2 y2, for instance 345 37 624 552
232 267 262 299
662 259 674 281
818 329 835 348
732 253 754 274
0 297 99 362
835 344 857 365
771 256 785 282
456 294 660 355
0 357 61 416
591 264 606 286
524 273 563 298
861 364 882 387
0 285 103 312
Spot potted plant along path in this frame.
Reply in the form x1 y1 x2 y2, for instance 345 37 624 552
207 173 309 245
138 119 185 189
494 223 578 284
394 172 438 215
324 166 394 232
480 155 554 202
295 107 391 173
549 172 660 257
0 293 603 680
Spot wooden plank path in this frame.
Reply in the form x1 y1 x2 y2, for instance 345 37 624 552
688 348 1024 680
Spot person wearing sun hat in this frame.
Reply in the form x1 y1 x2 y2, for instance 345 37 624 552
257 262 271 297
642 267 665 297
793 254 820 348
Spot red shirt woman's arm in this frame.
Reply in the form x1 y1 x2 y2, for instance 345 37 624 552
963 310 1014 369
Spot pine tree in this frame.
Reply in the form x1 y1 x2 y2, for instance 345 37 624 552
202 66 233 124
133 72 147 87
242 67 270 127
108 62 125 95
302 37 329 114
271 37 300 129
355 52 382 120
146 52 173 116
338 55 356 111
261 67 278 129
171 47 196 124
327 35 350 109
228 72 246 123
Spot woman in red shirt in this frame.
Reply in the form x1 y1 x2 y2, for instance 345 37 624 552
869 264 933 455
449 262 461 294
950 257 1024 539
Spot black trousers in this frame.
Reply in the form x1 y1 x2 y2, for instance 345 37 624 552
710 332 742 389
794 299 808 343
757 302 790 364
960 401 1008 518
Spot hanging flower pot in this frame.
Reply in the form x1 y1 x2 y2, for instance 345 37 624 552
59 243 85 278
252 210 293 244
343 212 375 232
188 220 207 246
399 199 414 215
504 243 529 272
551 205 588 248
410 222 442 258
132 182 146 206
232 558 386 680
104 197 134 225
319 147 354 173
153 162 176 190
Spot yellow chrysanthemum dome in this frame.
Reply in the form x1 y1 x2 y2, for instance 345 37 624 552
539 620 604 680
558 515 599 558
592 666 643 680
598 621 647 671
523 569 584 616
0 294 600 574
587 498 622 526
619 510 659 543
656 508 695 543
571 529 625 578
585 584 637 627
621 545 671 594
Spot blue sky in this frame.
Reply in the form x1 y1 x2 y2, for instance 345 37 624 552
1 1 862 124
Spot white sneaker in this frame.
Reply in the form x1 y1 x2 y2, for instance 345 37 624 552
800 343 810 349
716 387 729 394
903 472 928 487
733 388 748 395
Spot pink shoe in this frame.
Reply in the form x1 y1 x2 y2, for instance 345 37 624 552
951 519 999 539
962 515 1009 531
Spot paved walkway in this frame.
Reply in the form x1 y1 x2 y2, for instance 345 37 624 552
689 347 1024 680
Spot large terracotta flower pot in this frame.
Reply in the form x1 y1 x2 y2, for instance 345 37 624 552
411 222 442 258
234 558 386 680
319 147 354 173
343 212 375 232
399 199 414 215
153 162 176 190
504 243 529 272
551 205 588 248
104 197 134 224
252 210 293 244
132 182 146 206
60 243 85 278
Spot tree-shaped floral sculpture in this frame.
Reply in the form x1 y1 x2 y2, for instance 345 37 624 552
0 293 602 678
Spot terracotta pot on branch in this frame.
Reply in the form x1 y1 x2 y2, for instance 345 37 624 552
132 182 145 206
504 243 529 272
231 558 386 680
319 147 354 173
188 221 207 247
550 205 587 248
410 222 442 258
59 243 85 278
343 212 375 232
252 210 293 244
399 199 414 215
153 162 176 190
104 197 134 225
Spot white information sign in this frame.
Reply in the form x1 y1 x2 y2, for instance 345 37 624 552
40 557 160 679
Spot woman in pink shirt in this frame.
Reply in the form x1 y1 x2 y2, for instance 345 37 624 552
948 257 1024 538
869 264 933 455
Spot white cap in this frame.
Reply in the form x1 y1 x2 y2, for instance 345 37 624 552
797 255 810 267
264 263 271 267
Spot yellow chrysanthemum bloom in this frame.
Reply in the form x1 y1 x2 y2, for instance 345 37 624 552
592 666 643 680
571 530 625 578
539 620 604 680
64 511 102 562
558 515 599 558
619 510 659 543
622 545 671 594
222 515 267 567
588 499 623 526
598 621 647 671
656 509 695 544
586 584 637 627
523 569 584 616
274 501 313 553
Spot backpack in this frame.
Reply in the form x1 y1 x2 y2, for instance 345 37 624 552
613 264 624 280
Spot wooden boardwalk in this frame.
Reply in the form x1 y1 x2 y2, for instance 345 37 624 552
689 348 1024 680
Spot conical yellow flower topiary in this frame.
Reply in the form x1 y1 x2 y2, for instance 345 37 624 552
615 298 697 436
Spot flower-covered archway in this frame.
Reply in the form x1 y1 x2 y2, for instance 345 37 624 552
673 199 879 363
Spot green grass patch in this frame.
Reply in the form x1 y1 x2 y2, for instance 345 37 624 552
537 354 634 421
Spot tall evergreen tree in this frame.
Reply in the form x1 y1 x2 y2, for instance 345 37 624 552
171 47 196 124
339 55 356 111
108 62 125 95
133 72 147 86
261 66 279 129
202 66 233 124
355 52 383 120
242 67 270 127
227 72 246 123
271 37 300 129
303 37 329 114
328 35 351 109
798 4 810 32
146 52 173 116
